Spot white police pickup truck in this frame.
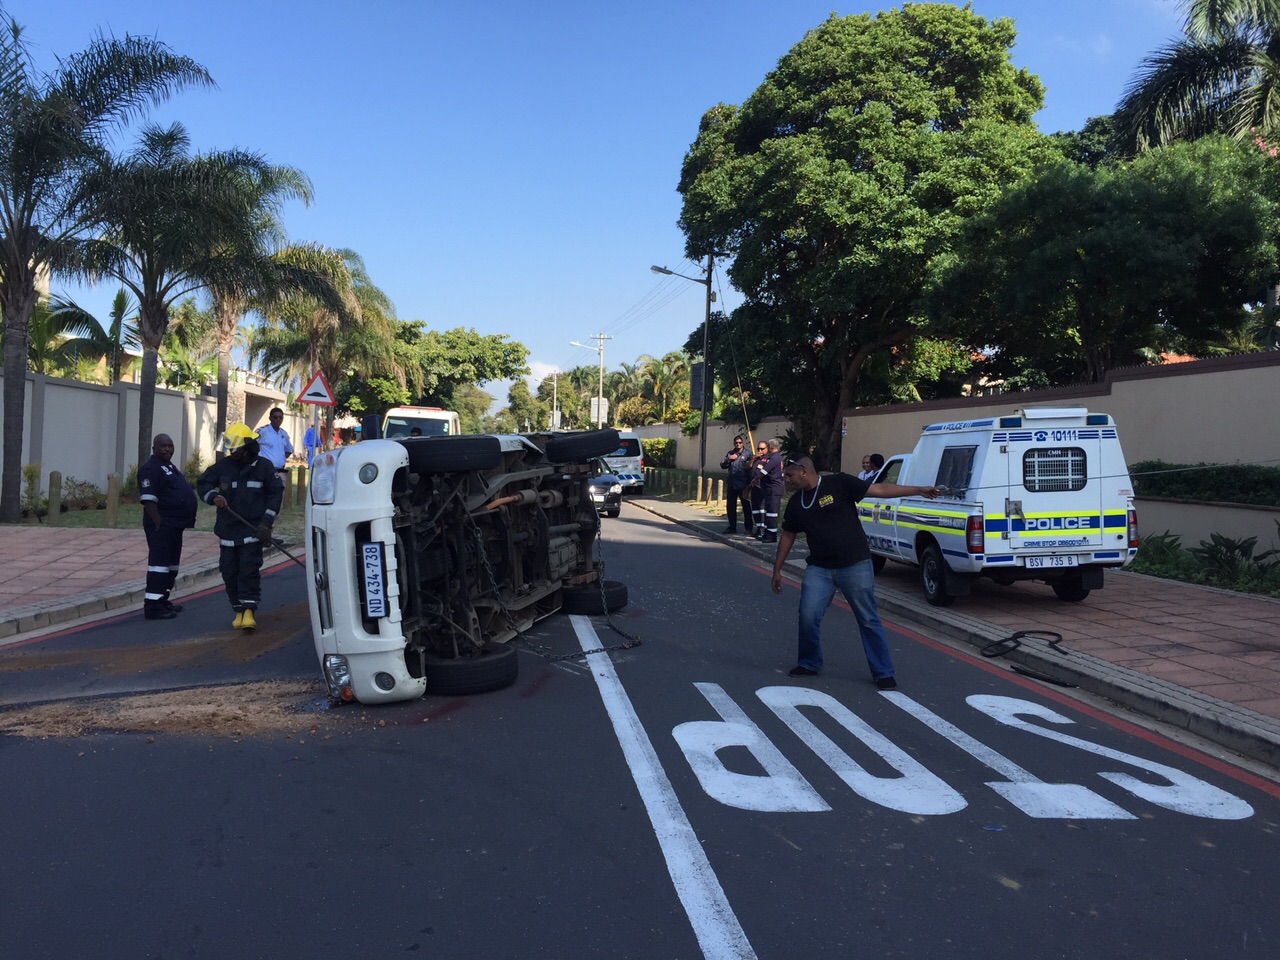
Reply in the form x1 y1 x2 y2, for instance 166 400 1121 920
860 407 1138 605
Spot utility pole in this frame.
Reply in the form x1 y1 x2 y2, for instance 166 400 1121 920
570 334 612 428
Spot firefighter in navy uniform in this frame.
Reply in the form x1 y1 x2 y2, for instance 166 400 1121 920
196 423 283 630
139 433 198 620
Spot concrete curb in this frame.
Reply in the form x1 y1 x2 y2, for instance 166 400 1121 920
632 495 1280 769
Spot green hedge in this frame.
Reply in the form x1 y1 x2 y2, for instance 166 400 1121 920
1130 460 1280 508
643 437 676 468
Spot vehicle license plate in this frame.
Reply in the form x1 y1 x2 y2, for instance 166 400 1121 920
361 542 388 618
1025 555 1078 569
590 491 605 502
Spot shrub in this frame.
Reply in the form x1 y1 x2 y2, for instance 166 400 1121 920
122 463 139 500
1129 460 1280 507
21 463 44 515
183 451 205 485
644 437 676 468
62 477 104 510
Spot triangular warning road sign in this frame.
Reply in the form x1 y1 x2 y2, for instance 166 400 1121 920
297 370 336 406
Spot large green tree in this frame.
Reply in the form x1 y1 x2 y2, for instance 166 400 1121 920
931 137 1279 383
1115 0 1280 151
0 12 209 521
677 6 1053 466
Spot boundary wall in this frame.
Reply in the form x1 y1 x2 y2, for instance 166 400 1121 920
634 352 1280 546
0 370 308 493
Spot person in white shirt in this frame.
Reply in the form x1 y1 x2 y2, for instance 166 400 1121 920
256 407 294 474
857 453 883 481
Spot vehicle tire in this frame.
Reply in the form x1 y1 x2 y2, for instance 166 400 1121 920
919 543 954 607
1051 576 1091 602
546 429 621 463
605 507 620 518
871 555 886 574
560 579 629 614
402 435 502 474
423 641 518 695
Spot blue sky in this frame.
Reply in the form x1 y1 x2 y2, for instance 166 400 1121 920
10 0 1185 402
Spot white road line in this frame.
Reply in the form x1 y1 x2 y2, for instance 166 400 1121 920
570 615 757 960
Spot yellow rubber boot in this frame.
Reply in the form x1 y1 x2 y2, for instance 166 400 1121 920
232 610 245 629
241 609 256 630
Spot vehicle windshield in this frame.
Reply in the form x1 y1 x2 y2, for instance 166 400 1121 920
386 417 451 438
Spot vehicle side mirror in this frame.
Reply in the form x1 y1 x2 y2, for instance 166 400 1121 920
362 414 383 440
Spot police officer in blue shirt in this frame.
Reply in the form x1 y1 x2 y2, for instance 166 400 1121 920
139 433 198 620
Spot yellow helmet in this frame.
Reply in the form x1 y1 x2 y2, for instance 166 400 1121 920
220 423 259 454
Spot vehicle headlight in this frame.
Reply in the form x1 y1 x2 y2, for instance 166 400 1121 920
609 483 623 495
311 452 340 504
358 463 378 484
323 654 354 701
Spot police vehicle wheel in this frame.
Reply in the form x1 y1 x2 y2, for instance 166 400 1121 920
546 428 621 463
1051 576 1091 602
423 641 518 695
560 579 628 614
871 555 886 574
402 435 503 473
920 543 954 607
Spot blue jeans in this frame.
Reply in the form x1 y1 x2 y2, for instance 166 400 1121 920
796 560 895 679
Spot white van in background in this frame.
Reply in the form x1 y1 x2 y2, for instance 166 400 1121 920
604 432 645 493
382 406 461 438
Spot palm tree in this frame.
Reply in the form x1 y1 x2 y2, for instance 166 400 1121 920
251 248 401 440
204 170 342 439
45 289 141 384
80 123 308 467
1115 0 1280 150
0 12 210 521
638 351 691 421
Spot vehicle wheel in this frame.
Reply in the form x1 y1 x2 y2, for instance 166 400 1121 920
871 555 886 574
403 435 502 473
605 508 620 518
560 579 629 614
546 429 621 463
423 641 518 695
919 543 954 607
1051 576 1091 602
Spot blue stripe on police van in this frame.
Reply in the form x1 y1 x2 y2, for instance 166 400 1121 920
1094 552 1122 559
985 555 1014 563
1103 514 1127 528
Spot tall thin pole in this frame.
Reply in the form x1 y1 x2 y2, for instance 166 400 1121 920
698 254 713 481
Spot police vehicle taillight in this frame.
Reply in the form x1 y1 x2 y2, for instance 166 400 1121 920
966 515 984 554
1127 508 1139 549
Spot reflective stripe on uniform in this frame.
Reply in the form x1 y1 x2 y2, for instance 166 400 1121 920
140 494 158 503
220 539 238 547
144 592 166 600
147 565 170 573
245 480 263 488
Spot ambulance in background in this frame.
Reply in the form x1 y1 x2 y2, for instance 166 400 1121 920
381 406 461 438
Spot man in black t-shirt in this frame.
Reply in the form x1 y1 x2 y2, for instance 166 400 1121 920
770 457 940 687
139 433 198 620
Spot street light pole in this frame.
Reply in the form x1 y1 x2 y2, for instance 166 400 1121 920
651 256 715 480
570 334 611 428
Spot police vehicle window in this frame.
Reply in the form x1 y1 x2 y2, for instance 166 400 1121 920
935 446 977 495
879 459 903 485
1023 447 1087 492
610 439 641 457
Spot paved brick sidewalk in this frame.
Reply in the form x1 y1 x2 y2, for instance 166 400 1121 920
0 526 223 636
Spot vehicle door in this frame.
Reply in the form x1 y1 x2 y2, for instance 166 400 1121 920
862 457 907 558
1003 425 1104 569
